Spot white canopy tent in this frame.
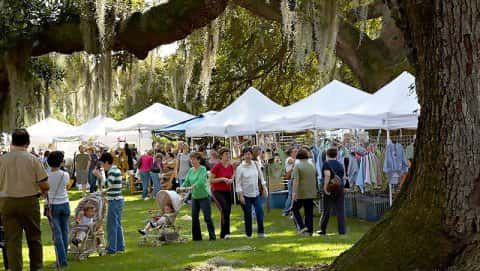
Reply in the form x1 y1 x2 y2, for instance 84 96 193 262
109 103 195 132
186 87 283 137
338 71 419 129
70 115 118 138
258 80 373 132
27 117 76 146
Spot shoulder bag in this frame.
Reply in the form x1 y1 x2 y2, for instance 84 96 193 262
326 161 342 193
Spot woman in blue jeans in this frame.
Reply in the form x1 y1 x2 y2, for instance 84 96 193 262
46 151 71 267
149 154 163 197
235 147 269 238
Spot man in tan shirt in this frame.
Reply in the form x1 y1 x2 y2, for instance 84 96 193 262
0 129 49 271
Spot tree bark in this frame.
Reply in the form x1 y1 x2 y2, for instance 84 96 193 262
332 1 480 270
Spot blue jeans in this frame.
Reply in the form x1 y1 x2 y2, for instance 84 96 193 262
242 196 265 237
88 170 97 193
51 203 70 267
283 180 293 214
107 199 125 253
140 172 151 198
149 172 161 198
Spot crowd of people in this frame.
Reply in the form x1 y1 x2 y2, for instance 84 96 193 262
0 129 348 270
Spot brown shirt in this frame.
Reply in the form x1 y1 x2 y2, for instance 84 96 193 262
0 149 48 198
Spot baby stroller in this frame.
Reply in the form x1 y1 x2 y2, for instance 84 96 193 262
138 190 188 247
69 193 107 260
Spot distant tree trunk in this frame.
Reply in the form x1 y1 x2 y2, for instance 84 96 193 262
332 1 480 270
43 81 51 118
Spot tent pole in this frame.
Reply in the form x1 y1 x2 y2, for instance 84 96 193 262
386 120 393 207
230 136 237 206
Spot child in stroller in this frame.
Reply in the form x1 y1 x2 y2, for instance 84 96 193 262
138 190 188 246
69 193 106 260
138 202 175 236
71 205 95 246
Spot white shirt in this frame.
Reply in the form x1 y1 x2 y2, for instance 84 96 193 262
47 170 70 205
285 157 295 172
235 161 266 198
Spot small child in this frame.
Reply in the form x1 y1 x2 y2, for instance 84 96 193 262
72 205 95 246
138 203 175 235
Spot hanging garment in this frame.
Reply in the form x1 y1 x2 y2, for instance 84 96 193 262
348 154 360 186
405 143 414 161
355 156 365 193
383 143 409 185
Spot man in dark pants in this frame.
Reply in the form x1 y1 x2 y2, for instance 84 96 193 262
318 148 346 235
0 216 8 270
0 129 50 271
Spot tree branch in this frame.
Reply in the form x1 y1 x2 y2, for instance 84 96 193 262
20 0 229 59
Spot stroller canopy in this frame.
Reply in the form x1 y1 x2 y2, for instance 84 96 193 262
156 190 183 214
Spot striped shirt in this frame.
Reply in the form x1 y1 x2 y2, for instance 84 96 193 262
105 165 123 200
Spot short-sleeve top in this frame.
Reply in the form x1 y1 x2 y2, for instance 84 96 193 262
322 160 345 180
0 149 48 198
210 163 234 192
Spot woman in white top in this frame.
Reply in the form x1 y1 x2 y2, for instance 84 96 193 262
46 151 71 267
235 147 268 238
283 147 298 216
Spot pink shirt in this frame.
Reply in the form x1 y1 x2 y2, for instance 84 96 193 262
139 155 154 173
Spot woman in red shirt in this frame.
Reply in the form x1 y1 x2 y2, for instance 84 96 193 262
210 147 234 239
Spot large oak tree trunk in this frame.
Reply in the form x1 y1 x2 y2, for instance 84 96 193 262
332 1 480 270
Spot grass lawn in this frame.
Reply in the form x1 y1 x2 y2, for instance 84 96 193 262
5 191 374 271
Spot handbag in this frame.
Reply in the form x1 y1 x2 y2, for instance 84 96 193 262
254 161 265 197
326 161 342 193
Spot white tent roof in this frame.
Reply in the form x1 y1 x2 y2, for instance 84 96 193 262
27 117 75 138
70 115 118 138
186 87 283 137
27 117 76 146
109 103 195 132
343 71 419 129
258 80 372 132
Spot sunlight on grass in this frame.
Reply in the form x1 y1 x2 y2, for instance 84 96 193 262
1 192 374 271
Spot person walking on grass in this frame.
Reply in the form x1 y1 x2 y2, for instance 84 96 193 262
318 148 346 235
88 147 99 193
176 143 191 187
210 147 234 240
178 152 216 241
94 152 125 254
291 148 317 236
283 147 298 216
138 150 154 200
0 129 50 271
236 147 268 238
75 145 91 195
47 151 71 267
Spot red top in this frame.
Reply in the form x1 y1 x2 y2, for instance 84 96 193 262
210 162 234 191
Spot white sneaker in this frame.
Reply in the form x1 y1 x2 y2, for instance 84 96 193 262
246 235 253 239
144 197 149 201
299 227 309 234
223 234 231 240
257 233 267 238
